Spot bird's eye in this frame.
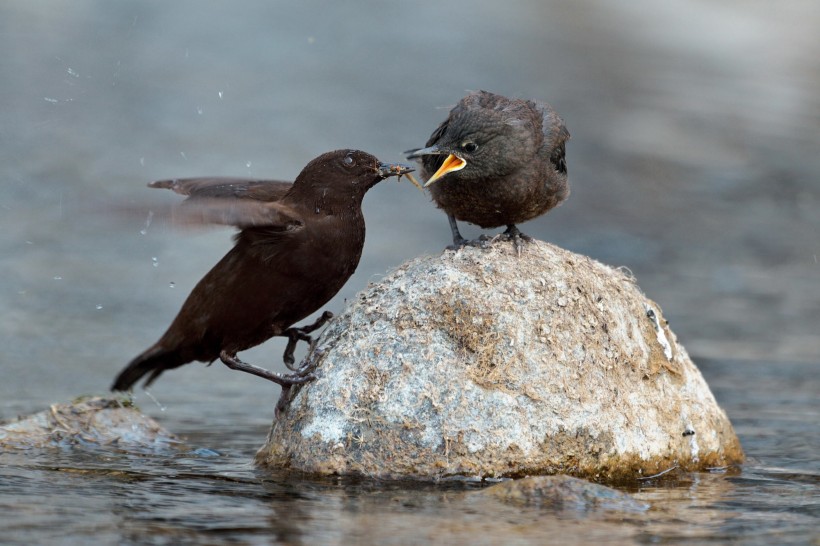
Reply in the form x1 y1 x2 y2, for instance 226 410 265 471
462 141 479 153
343 154 355 166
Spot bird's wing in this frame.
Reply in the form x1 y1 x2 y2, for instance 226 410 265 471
425 118 450 148
150 177 292 202
416 119 451 175
169 197 303 232
529 100 570 175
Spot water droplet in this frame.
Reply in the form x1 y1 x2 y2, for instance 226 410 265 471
66 67 79 78
144 390 166 412
180 152 187 160
139 157 145 166
96 304 103 310
196 106 203 115
218 91 223 99
307 36 316 44
44 97 58 103
152 257 159 267
53 276 62 280
140 210 154 235
169 281 175 288
245 161 252 168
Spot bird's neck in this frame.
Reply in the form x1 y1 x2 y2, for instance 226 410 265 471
285 185 365 220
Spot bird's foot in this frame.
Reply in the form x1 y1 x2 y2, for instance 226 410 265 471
447 235 491 250
221 351 317 419
282 311 333 370
220 351 317 387
502 225 533 256
446 215 493 250
272 347 327 419
446 234 494 250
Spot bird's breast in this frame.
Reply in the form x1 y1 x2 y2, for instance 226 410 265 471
428 169 567 228
300 213 365 276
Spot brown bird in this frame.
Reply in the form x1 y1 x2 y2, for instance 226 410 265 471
406 90 570 252
112 150 413 411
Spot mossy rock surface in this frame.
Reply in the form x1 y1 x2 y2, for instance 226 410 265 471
257 241 743 480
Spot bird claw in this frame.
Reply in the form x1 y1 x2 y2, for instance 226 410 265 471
447 235 493 250
280 370 317 385
450 231 536 252
219 351 317 387
512 237 524 257
220 352 318 419
282 311 334 370
502 225 532 256
273 369 318 419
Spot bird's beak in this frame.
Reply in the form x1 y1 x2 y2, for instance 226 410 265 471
377 162 415 179
424 154 466 186
405 145 442 159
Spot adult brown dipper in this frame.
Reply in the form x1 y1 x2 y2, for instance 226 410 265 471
112 150 413 412
406 90 570 252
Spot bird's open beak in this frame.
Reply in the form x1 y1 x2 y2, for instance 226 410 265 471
377 162 415 179
425 154 466 186
404 145 466 186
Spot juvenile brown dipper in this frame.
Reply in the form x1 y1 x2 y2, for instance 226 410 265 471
112 150 413 411
407 90 570 251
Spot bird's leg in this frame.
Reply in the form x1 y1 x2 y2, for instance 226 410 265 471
274 346 330 419
503 224 533 241
503 224 533 256
281 311 333 371
445 214 493 250
446 214 469 249
220 351 316 387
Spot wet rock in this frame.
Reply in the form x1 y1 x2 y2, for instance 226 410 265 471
0 395 180 451
481 475 647 512
256 241 744 480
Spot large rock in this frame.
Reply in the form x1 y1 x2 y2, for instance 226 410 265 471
256 241 743 480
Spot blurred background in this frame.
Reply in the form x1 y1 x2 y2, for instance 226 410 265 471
1 1 818 417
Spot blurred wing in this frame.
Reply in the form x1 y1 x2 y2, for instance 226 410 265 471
170 198 304 232
150 177 292 202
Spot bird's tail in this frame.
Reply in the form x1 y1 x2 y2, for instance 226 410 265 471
111 345 186 391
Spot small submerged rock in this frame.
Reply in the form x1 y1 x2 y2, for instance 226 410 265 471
0 395 180 451
481 475 647 512
256 241 743 480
